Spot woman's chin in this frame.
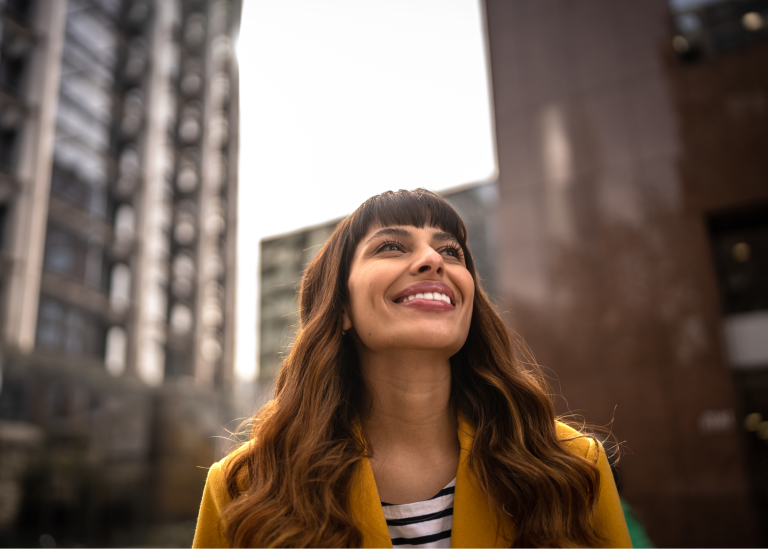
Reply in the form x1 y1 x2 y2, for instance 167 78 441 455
364 331 467 356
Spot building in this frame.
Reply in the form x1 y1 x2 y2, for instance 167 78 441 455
0 0 240 545
260 219 335 380
486 0 768 545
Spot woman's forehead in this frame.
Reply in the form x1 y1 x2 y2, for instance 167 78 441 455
360 224 459 242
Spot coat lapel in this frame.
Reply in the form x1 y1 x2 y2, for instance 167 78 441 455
350 456 392 548
451 416 515 548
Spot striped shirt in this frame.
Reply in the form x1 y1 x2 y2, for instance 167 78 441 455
381 478 455 548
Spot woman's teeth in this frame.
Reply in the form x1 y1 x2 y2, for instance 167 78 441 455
398 292 452 304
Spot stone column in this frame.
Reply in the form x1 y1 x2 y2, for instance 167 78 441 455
2 0 67 351
129 0 175 385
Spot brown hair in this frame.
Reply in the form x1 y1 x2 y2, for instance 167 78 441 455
222 189 602 547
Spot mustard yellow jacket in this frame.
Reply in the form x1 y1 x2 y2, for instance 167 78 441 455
192 418 632 548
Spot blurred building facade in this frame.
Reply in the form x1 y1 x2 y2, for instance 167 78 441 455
485 0 768 546
0 0 240 546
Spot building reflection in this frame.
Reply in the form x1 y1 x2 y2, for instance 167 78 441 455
0 0 240 546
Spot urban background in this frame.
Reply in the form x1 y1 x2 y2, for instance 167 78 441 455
1 0 768 547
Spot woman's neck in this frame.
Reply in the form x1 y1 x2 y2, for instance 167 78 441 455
359 351 460 503
362 352 457 447
363 351 453 433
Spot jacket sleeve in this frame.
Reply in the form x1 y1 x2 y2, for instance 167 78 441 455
192 462 231 548
588 439 633 548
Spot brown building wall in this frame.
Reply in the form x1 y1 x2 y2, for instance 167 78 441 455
485 0 767 546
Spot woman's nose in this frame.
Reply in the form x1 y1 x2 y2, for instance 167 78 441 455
410 245 444 275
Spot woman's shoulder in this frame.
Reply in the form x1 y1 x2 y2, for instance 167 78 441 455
218 440 252 467
204 440 254 494
555 420 600 462
193 442 255 548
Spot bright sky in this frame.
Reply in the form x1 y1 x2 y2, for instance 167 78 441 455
235 0 497 381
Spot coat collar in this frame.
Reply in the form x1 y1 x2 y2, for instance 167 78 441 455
351 416 514 548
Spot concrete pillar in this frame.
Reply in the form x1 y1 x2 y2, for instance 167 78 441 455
2 0 67 351
193 0 234 389
129 0 175 386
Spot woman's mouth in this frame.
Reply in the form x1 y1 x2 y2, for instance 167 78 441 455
391 282 456 310
395 292 453 305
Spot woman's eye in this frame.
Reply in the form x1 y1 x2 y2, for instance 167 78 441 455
378 241 404 253
442 246 462 258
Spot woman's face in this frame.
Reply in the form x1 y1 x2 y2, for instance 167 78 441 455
344 224 475 358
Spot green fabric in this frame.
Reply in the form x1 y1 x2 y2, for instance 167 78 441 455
620 498 655 548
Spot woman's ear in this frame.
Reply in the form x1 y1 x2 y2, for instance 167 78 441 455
342 308 353 333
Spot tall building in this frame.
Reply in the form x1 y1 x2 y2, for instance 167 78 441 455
0 0 238 389
486 0 768 545
260 219 335 380
0 0 240 545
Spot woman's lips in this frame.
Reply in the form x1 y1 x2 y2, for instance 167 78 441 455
392 281 456 310
399 298 455 311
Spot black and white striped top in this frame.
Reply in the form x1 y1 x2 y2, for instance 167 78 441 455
381 478 455 548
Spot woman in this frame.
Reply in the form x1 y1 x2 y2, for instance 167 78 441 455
193 189 631 548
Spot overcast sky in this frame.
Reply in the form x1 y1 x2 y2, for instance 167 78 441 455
235 0 497 380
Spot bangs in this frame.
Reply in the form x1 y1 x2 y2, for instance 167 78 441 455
348 189 468 249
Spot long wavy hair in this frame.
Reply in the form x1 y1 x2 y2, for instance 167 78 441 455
222 189 602 547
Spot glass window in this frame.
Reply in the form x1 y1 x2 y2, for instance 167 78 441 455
51 163 91 209
67 9 117 68
0 37 29 96
52 0 121 212
44 232 76 274
35 295 104 358
61 74 112 122
669 0 768 57
43 224 88 280
2 0 35 21
61 40 114 89
0 127 18 169
93 0 122 18
0 376 30 422
64 308 86 353
37 297 65 349
709 207 768 315
53 133 108 188
57 94 111 153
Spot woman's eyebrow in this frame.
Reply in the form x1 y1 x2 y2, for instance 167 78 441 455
432 230 458 243
365 227 411 244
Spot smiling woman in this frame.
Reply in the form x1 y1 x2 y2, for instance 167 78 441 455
192 189 631 548
345 224 474 361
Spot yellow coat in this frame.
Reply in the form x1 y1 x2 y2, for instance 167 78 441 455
192 418 632 548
